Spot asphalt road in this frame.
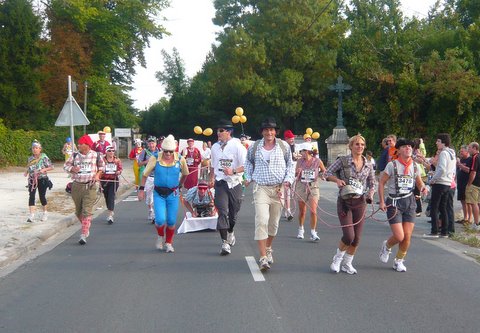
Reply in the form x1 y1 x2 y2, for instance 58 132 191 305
0 184 479 333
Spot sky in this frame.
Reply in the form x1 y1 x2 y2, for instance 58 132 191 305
130 0 440 110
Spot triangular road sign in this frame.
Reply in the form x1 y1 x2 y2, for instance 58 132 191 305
55 96 90 126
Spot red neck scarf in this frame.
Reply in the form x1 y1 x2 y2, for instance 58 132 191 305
397 157 413 175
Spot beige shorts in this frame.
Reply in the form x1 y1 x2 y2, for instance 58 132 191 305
253 184 282 240
295 181 320 203
465 184 480 204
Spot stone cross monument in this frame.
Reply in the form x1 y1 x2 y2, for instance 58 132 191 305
325 76 351 165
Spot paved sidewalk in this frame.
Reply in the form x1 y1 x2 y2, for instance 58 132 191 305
0 159 136 269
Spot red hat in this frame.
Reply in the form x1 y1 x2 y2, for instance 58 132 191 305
197 181 209 189
284 130 295 139
78 134 93 148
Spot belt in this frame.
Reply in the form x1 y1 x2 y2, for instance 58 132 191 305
74 181 91 184
387 192 413 200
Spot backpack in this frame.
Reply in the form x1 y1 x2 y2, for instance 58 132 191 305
249 139 289 171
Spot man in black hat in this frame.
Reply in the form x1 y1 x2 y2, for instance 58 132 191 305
209 119 247 255
244 117 295 271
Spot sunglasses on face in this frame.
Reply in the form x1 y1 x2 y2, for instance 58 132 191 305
163 150 174 154
217 129 227 133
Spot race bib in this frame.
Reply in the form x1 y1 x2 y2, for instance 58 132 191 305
348 178 364 195
78 162 93 175
105 163 117 175
218 158 233 171
397 175 415 194
186 157 194 166
301 169 316 183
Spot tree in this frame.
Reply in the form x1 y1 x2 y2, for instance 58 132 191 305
155 48 190 97
0 0 44 129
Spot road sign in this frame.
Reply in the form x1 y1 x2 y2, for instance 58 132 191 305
55 96 90 126
115 128 131 137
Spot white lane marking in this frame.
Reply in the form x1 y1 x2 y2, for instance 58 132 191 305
245 256 265 282
122 196 139 202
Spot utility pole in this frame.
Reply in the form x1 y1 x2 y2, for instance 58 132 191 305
83 81 88 134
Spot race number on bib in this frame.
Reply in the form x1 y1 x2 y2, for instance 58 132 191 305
301 169 316 183
105 163 117 175
397 175 415 194
78 162 93 175
218 158 233 171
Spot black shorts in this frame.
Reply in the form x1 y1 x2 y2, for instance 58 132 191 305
386 195 416 224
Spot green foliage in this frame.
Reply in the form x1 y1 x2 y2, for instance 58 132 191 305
0 119 67 167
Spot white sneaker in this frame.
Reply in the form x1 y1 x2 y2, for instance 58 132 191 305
107 215 114 224
259 256 270 271
474 224 480 231
297 228 304 239
341 254 357 274
27 213 34 223
330 249 345 273
165 243 175 253
266 247 274 264
393 258 407 272
379 240 391 263
155 236 164 250
310 230 320 241
41 212 48 222
148 210 154 221
78 234 87 245
221 240 231 255
227 231 236 246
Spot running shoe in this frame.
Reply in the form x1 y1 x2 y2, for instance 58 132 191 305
41 212 48 222
78 234 87 245
393 258 407 272
155 236 164 250
341 260 357 274
107 215 114 224
165 243 175 253
221 241 231 255
266 247 274 264
310 230 320 241
148 210 154 221
422 233 439 238
379 240 391 263
287 213 294 221
27 213 34 223
474 224 480 231
330 251 344 273
297 228 304 239
227 231 236 246
259 256 270 271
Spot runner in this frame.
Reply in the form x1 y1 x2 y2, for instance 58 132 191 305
138 135 189 253
92 130 111 156
324 134 376 274
182 138 202 189
61 137 76 162
294 142 326 241
137 136 160 223
378 138 428 272
64 134 105 245
129 138 143 188
282 129 297 220
100 145 123 224
209 119 247 255
25 140 54 222
244 117 295 270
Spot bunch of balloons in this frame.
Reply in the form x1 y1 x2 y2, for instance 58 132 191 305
103 126 111 133
304 127 320 140
193 126 213 136
232 107 247 124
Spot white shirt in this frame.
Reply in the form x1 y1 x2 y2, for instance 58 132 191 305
211 138 247 188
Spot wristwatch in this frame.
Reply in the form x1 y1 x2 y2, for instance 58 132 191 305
233 169 237 175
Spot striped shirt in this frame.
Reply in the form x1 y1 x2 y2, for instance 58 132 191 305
245 138 295 186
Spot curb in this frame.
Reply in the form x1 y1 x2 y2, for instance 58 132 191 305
0 183 135 269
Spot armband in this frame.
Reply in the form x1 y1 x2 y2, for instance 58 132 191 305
139 186 145 191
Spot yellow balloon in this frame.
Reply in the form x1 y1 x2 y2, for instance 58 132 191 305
311 132 320 140
203 128 213 136
194 126 203 135
232 115 240 124
306 128 313 135
303 133 311 140
235 107 244 116
103 126 111 133
240 115 247 123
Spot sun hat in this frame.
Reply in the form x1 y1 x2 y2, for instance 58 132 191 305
216 119 234 129
161 135 176 151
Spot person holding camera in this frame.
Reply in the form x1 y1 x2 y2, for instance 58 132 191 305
324 134 376 275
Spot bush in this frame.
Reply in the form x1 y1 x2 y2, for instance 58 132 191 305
0 119 72 167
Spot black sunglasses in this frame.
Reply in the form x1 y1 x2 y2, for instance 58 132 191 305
163 150 174 154
217 128 227 133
